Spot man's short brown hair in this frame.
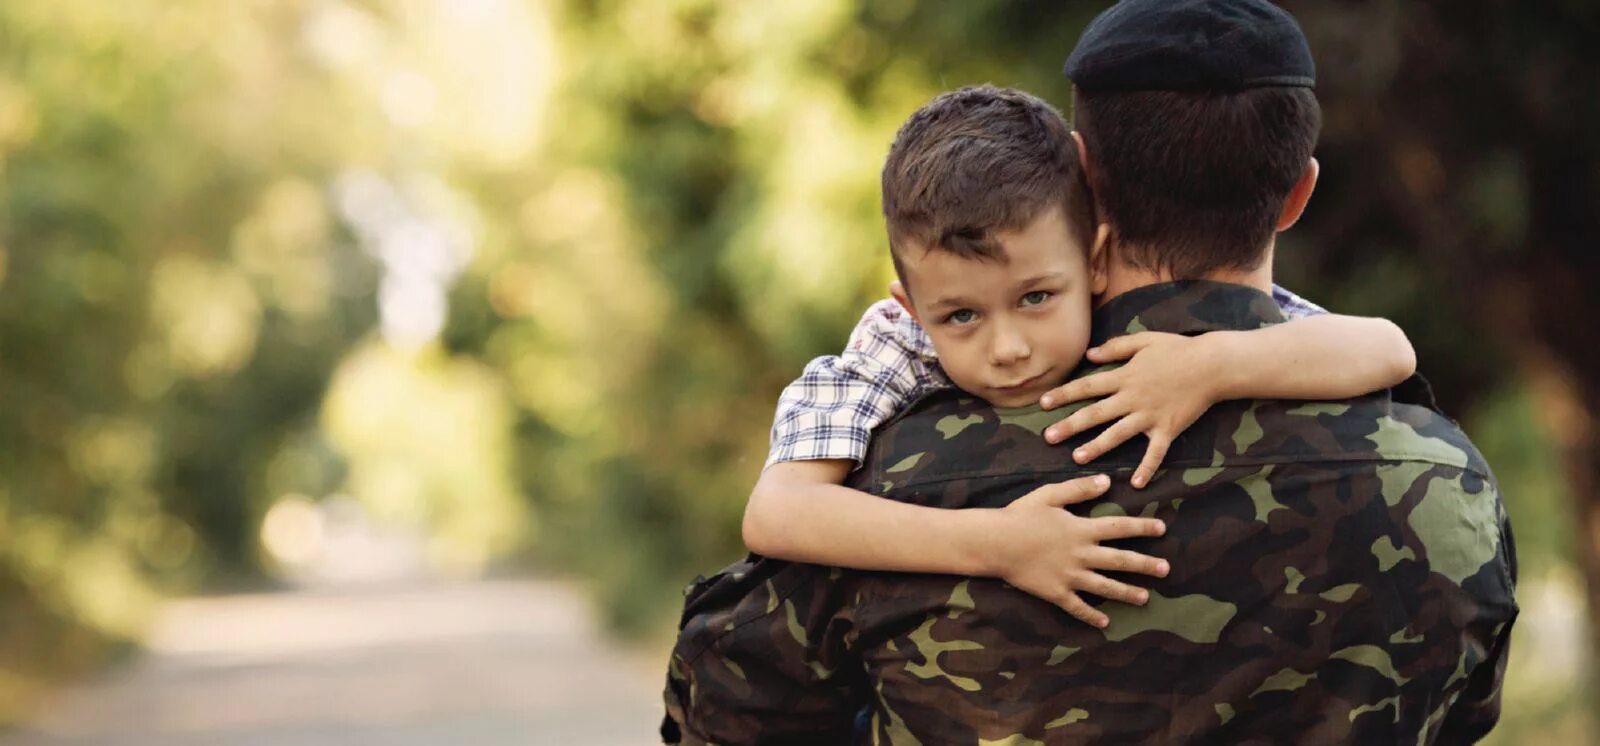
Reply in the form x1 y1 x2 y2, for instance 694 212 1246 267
881 85 1094 283
1073 87 1322 278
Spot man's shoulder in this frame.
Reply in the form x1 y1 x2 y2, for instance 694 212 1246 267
848 388 1492 497
1199 395 1490 477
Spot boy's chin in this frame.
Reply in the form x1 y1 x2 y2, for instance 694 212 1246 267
976 387 1049 409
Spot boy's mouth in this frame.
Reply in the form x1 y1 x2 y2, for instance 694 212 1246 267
991 371 1049 394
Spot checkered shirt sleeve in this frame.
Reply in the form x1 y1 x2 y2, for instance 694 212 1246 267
1272 283 1326 318
766 299 950 468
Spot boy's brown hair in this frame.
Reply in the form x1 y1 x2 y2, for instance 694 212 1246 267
881 85 1095 286
1072 87 1322 278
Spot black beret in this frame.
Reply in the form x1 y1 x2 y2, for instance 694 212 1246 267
1064 0 1315 93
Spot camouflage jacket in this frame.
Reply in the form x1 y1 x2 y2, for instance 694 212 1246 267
663 281 1518 745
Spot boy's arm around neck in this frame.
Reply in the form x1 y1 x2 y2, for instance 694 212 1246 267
1038 310 1418 488
1207 312 1416 401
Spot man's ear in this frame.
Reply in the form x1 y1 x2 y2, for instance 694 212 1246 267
1087 222 1112 296
1276 157 1319 232
888 279 919 324
1071 130 1097 188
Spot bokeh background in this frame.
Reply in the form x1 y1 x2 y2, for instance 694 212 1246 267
0 0 1594 743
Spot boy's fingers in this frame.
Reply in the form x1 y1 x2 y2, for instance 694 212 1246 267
1039 370 1120 410
1032 474 1111 507
1089 516 1167 541
1072 416 1145 464
1085 333 1156 363
1056 591 1109 629
1046 396 1131 444
1084 547 1170 578
1078 572 1150 607
1132 435 1172 489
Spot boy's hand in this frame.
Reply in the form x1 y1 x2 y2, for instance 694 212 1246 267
1038 332 1222 489
990 474 1169 629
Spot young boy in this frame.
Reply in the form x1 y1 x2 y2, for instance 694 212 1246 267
740 85 1415 628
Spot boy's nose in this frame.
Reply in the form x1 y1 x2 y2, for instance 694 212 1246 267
989 327 1031 366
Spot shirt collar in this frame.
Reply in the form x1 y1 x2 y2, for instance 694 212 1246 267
894 309 941 363
1090 280 1287 346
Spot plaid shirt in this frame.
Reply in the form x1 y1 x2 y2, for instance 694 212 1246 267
767 284 1326 467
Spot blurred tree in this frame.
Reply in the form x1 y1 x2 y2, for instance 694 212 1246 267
0 1 377 714
1285 0 1600 715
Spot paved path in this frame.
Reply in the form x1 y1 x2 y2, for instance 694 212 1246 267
4 580 667 745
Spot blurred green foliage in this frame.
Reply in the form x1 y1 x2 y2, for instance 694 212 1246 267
0 0 1591 739
0 0 382 717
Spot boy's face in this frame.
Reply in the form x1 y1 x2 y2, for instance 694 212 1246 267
892 205 1093 408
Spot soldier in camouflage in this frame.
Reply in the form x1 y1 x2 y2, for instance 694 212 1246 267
665 282 1516 744
663 1 1516 743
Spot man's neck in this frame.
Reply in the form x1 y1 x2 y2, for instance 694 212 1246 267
1096 244 1275 308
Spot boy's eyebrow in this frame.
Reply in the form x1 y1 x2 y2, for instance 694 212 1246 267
924 294 975 313
1012 271 1068 290
924 273 1069 312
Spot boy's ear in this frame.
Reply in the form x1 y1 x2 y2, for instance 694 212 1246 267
888 280 919 323
1087 222 1112 296
1276 157 1319 232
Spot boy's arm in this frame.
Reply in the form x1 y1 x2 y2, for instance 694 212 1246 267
742 462 1168 628
1040 313 1416 487
1204 313 1415 400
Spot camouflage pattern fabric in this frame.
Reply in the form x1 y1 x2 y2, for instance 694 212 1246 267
662 281 1518 745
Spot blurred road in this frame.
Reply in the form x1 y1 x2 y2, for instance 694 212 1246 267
2 579 667 745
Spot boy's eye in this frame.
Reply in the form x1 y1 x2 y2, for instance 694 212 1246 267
1021 290 1052 306
946 309 978 325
